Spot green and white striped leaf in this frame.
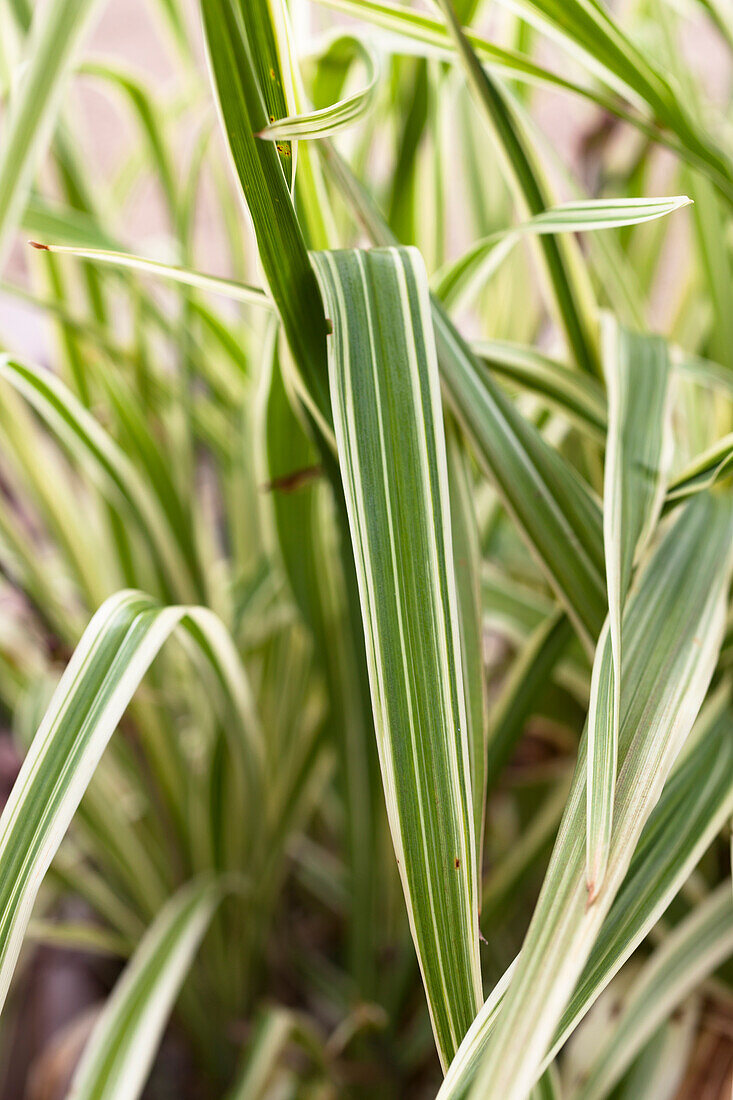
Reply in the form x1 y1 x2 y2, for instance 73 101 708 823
665 432 733 504
314 0 648 121
0 0 101 268
435 197 691 308
68 878 221 1100
531 1066 562 1100
463 494 732 1100
489 0 733 204
257 35 379 140
312 246 482 1067
432 0 601 378
446 424 487 878
321 143 607 646
201 0 332 427
440 695 733 1097
574 881 733 1100
434 300 606 648
602 319 671 645
28 242 271 309
0 590 261 1016
587 321 671 900
471 341 606 441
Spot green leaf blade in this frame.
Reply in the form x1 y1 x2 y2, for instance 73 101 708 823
68 878 221 1100
313 246 482 1066
467 494 733 1100
587 320 671 900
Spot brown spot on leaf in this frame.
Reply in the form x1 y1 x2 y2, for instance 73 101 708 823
262 465 323 494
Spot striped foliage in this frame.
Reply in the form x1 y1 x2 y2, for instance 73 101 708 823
440 694 733 1097
68 878 221 1100
574 881 733 1100
451 495 733 1099
258 35 379 140
0 0 101 267
0 590 260 1016
586 320 671 899
0 0 732 1092
313 246 482 1065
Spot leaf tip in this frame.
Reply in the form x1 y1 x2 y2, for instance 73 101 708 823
28 241 49 251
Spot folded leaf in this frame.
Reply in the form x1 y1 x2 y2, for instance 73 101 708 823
466 494 733 1100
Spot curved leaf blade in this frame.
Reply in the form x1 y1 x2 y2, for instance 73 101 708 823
68 878 221 1100
0 590 261 1017
258 35 379 140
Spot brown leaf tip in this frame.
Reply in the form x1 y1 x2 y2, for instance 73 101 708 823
28 241 49 250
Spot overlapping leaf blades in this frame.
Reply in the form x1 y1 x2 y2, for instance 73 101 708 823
586 320 671 900
440 635 733 1099
0 0 102 267
574 880 733 1100
0 589 261 1016
459 494 733 1099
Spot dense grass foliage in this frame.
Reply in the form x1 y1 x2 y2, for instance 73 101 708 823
0 0 732 1096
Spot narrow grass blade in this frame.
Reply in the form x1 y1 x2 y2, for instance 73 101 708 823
435 197 691 308
482 780 570 926
258 35 379 140
491 0 733 203
68 878 221 1100
485 610 573 789
29 242 271 309
530 1066 562 1100
312 247 482 1066
467 495 733 1100
446 423 488 878
314 0 645 118
434 301 606 647
431 0 600 377
320 144 607 645
602 319 671 635
260 332 379 996
575 882 733 1100
0 590 261 1016
611 1012 698 1100
440 698 733 1097
665 432 733 504
471 341 606 440
0 0 101 268
587 320 671 900
225 1005 321 1099
22 195 120 250
202 0 331 426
